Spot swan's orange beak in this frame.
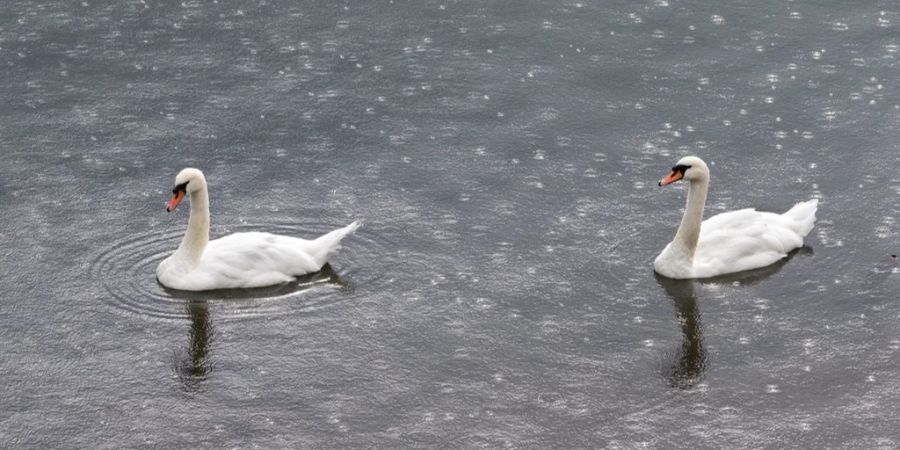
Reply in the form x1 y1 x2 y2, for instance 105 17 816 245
166 191 185 212
658 170 683 186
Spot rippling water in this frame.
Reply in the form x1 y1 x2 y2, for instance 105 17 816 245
90 222 388 321
2 0 900 447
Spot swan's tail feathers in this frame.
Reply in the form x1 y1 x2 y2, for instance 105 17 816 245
311 221 361 267
784 199 818 237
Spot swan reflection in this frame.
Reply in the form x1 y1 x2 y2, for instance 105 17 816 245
656 274 705 389
164 264 348 393
176 300 212 393
655 246 813 389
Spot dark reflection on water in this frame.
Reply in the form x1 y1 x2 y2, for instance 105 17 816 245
656 275 705 390
175 300 213 393
655 247 813 389
165 264 348 393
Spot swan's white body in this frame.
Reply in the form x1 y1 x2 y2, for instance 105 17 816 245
156 168 359 291
654 156 818 279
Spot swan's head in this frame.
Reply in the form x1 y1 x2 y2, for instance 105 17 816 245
658 156 709 186
166 168 206 212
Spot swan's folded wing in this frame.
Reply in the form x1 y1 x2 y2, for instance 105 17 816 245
694 209 805 277
196 232 321 288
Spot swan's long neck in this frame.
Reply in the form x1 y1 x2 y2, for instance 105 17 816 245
672 177 708 259
176 186 209 263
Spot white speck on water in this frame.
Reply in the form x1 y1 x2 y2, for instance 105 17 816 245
803 339 815 352
643 339 654 347
711 15 725 25
766 384 780 393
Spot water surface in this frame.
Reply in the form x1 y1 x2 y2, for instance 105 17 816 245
2 0 899 447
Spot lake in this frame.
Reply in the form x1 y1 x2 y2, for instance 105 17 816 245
2 0 899 447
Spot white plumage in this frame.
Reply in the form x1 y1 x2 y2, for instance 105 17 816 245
156 168 359 291
654 156 818 279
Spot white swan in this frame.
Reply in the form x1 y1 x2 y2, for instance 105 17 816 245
156 168 360 291
654 156 818 279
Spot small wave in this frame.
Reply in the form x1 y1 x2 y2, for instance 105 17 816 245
90 221 390 321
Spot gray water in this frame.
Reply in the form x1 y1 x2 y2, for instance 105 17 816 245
2 0 900 448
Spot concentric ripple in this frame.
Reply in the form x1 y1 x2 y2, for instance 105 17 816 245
91 221 391 321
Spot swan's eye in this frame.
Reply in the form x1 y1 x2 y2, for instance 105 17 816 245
673 164 692 174
172 181 188 195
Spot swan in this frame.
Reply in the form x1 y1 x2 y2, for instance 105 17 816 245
156 168 360 291
654 156 817 279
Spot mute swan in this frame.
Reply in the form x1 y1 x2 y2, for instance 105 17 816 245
156 168 360 291
654 156 817 279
